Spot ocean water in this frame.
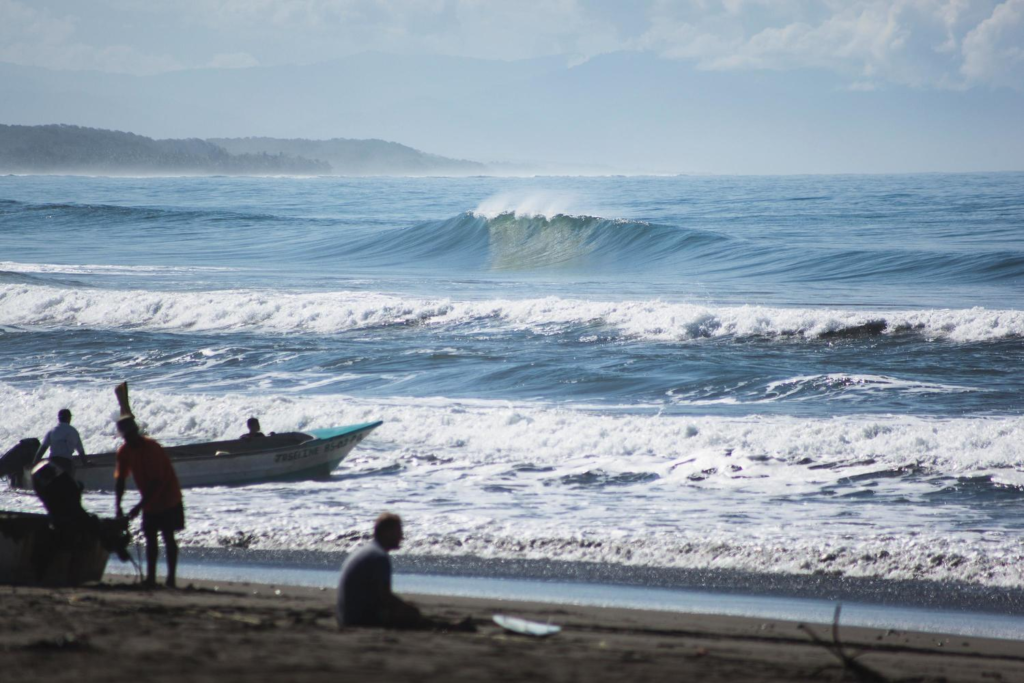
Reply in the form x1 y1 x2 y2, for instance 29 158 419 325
1 173 1023 592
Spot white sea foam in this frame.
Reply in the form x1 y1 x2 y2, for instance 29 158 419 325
472 192 582 219
0 284 452 333
2 283 1023 342
759 374 981 400
2 382 1023 587
0 261 235 275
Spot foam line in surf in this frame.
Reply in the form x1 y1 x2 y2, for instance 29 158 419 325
1 382 1023 587
0 261 236 275
1 283 1023 342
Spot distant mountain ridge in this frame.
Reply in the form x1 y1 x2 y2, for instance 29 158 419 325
0 124 486 176
0 124 328 176
209 137 486 175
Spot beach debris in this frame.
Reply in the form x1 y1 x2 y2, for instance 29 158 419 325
438 617 478 633
492 614 561 637
218 531 256 549
24 633 93 651
207 610 266 627
799 604 889 683
620 650 650 664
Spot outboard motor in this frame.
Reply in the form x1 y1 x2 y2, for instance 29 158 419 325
31 459 88 522
31 459 133 564
0 437 40 487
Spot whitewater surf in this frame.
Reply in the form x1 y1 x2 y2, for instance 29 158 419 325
1 172 1022 598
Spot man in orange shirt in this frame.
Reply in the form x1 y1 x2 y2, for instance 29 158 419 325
114 416 185 588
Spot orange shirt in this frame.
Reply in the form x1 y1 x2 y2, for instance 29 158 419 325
114 436 182 514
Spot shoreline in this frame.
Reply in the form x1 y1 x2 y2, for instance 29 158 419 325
2 576 1023 683
96 548 1024 641
179 546 1024 616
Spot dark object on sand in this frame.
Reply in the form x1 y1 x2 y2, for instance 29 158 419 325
0 460 131 586
0 438 40 487
0 510 128 586
799 604 889 683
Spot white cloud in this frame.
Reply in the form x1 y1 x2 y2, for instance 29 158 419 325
846 79 879 91
0 0 181 74
207 52 260 69
1 0 1021 89
146 0 624 63
640 0 1024 90
961 0 1024 88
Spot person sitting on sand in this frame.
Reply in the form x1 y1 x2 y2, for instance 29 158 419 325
114 416 185 589
337 513 424 628
240 417 265 440
36 408 90 474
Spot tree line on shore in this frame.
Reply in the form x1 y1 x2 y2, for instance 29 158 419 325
0 124 485 176
0 124 329 175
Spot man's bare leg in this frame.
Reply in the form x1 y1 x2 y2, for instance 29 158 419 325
163 529 178 588
144 529 158 587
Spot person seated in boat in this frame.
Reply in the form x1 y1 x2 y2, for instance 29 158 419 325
114 416 185 589
240 417 265 440
337 513 425 629
35 408 90 473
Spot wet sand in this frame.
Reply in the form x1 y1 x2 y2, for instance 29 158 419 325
1 577 1022 682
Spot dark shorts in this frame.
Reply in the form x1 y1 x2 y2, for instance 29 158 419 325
142 503 185 535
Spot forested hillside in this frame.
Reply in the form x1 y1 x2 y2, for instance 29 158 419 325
0 125 329 175
209 137 486 175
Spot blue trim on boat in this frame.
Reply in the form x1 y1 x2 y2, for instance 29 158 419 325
307 421 383 441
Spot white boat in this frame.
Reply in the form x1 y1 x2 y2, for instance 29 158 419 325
14 422 383 492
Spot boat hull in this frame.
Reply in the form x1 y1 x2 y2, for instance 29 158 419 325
16 421 382 492
0 511 110 586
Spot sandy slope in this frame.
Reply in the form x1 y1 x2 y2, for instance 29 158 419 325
1 578 1021 682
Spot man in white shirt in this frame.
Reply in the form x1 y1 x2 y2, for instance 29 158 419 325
36 408 90 472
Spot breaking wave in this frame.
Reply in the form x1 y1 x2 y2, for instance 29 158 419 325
2 382 1023 586
7 196 1022 283
1 283 1022 342
344 211 730 271
345 210 1024 283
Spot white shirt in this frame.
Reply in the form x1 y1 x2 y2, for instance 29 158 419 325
38 422 86 460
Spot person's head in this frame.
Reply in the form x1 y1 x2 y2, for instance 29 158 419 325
116 416 141 443
57 408 72 424
247 417 261 433
373 512 403 551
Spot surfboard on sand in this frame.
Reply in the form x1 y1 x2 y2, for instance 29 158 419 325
492 614 562 637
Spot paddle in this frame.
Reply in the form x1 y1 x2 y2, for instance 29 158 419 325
115 381 134 419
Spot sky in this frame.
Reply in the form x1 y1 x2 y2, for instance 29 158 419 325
1 0 1023 173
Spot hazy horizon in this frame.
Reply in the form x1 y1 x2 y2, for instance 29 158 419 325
1 1 1023 174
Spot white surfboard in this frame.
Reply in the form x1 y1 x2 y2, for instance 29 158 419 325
492 614 562 637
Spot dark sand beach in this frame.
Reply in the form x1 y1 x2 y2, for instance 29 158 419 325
2 577 1022 682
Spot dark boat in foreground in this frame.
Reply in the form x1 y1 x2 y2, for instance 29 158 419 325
0 510 113 585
